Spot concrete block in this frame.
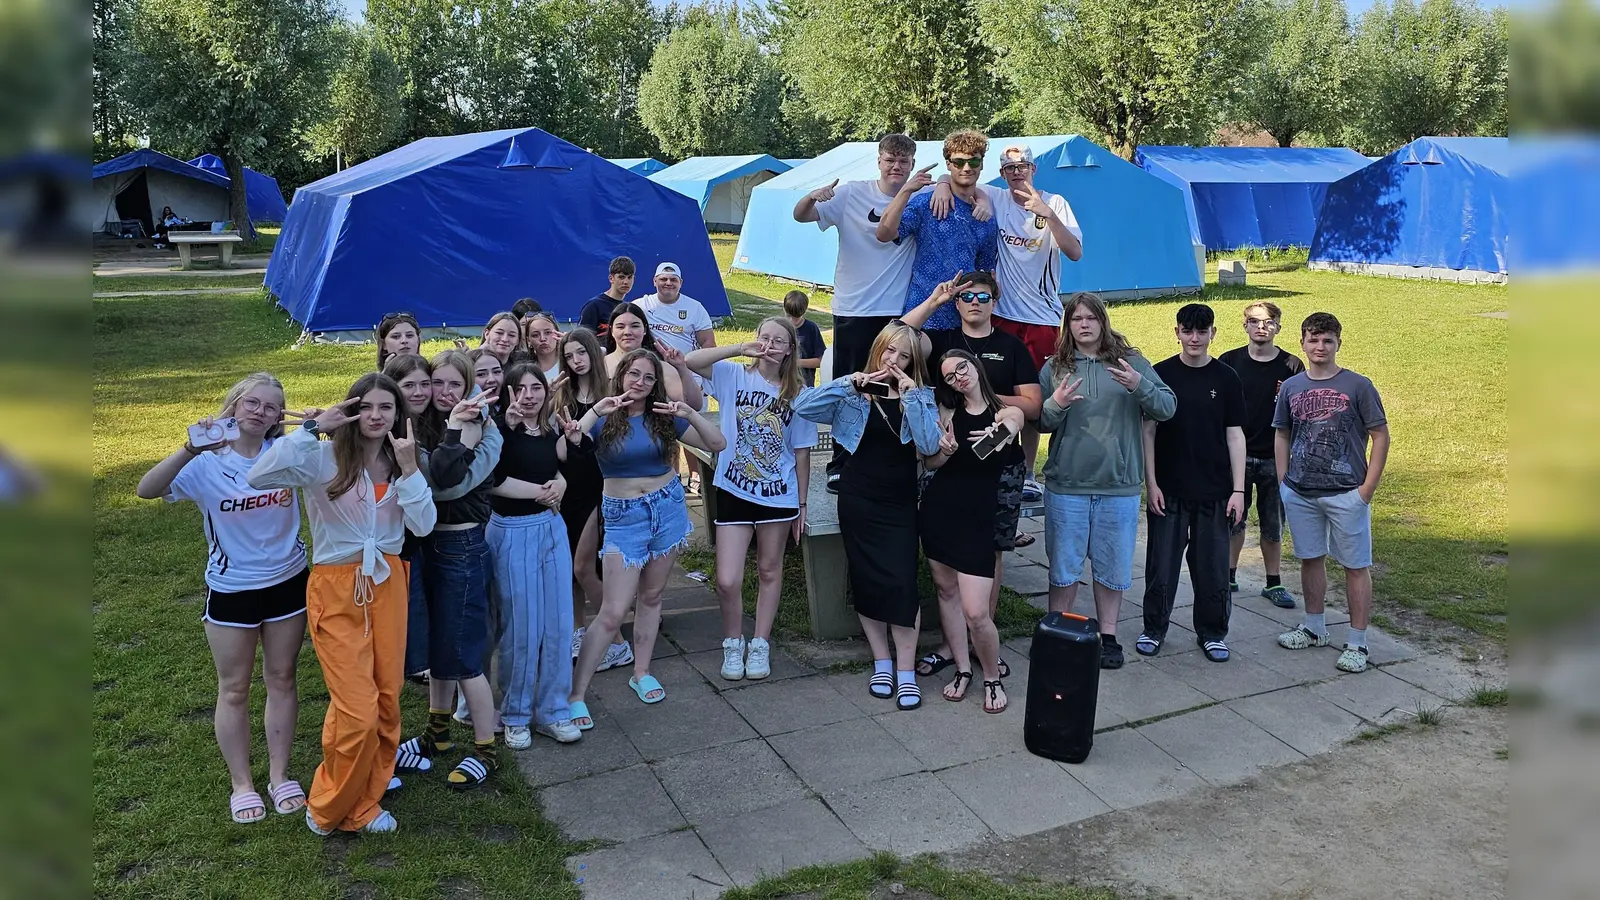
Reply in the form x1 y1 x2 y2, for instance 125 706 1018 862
540 763 684 842
1226 684 1366 757
1308 668 1450 724
1147 651 1298 703
1218 259 1247 285
723 675 868 736
697 797 871 886
609 693 756 761
936 750 1111 837
1096 660 1214 725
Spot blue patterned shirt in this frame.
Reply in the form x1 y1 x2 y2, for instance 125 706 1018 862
896 191 999 330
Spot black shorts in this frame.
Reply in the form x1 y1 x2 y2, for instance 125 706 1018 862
204 567 309 628
713 487 799 526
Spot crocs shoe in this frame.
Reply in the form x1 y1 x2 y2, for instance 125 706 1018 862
1336 644 1370 673
1277 625 1331 650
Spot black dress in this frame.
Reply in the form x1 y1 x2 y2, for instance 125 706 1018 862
919 406 1006 577
559 398 604 553
838 397 922 628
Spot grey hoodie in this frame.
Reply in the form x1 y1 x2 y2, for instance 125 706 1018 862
1038 350 1175 496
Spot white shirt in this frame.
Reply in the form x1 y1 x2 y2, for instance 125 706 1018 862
248 428 436 586
984 184 1082 327
638 292 714 357
708 361 817 508
166 439 308 593
814 180 916 318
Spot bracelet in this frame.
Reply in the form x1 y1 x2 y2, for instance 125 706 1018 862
1232 490 1245 494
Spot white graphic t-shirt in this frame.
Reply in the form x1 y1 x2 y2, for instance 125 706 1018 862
638 292 715 357
984 184 1082 327
166 440 308 593
709 361 818 508
814 180 916 318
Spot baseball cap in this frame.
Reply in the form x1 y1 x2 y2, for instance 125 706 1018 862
655 262 682 278
999 145 1035 167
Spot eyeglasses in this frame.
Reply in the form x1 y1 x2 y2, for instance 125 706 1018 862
946 156 984 169
237 397 282 416
1245 317 1280 329
956 291 993 304
942 360 974 386
999 163 1032 174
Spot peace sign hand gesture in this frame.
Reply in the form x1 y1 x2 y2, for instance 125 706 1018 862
592 394 627 417
809 179 839 203
1011 183 1053 219
555 409 585 444
938 418 959 456
1052 376 1085 409
305 397 362 434
389 420 419 476
885 362 916 394
1106 358 1143 393
927 275 975 307
652 399 692 419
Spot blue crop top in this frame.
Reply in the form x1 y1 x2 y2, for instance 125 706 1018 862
588 414 690 478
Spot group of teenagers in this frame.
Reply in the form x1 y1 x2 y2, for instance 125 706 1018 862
136 128 1391 838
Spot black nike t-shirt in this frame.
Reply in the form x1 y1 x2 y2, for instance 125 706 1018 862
1219 345 1304 458
1151 355 1247 501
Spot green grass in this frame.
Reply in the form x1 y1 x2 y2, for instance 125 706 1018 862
94 273 267 294
722 852 1120 900
1465 683 1509 708
1354 722 1411 742
1413 702 1448 726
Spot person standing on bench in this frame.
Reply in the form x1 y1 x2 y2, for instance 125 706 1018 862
794 322 942 710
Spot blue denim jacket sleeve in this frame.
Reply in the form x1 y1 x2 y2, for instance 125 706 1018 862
899 386 942 455
793 378 869 452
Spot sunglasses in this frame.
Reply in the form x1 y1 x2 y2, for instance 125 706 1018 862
380 311 417 325
946 156 984 170
956 291 993 304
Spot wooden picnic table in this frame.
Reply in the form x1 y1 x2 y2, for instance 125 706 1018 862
168 232 244 270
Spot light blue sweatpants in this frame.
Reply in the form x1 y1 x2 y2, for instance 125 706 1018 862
487 510 575 728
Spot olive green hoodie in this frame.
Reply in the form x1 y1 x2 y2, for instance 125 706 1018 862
1038 349 1175 496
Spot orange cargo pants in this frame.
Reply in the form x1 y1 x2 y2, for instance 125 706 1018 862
304 557 407 832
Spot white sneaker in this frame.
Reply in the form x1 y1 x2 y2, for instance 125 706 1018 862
504 725 532 750
1022 479 1044 502
452 693 472 726
360 810 399 833
745 637 771 680
571 627 585 660
596 641 634 672
721 636 747 680
535 720 583 743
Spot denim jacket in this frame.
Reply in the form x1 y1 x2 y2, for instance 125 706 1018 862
792 377 943 456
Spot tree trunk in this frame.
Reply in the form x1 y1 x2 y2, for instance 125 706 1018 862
220 149 257 243
1275 129 1296 147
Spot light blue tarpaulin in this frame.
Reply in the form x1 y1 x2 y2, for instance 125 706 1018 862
782 159 808 167
1135 146 1370 251
650 155 791 228
188 154 290 223
266 128 728 333
1310 137 1510 279
608 157 667 175
732 136 1201 299
1510 137 1600 276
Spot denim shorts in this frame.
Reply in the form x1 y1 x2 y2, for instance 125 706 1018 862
1043 491 1140 591
1280 485 1373 569
422 526 493 680
1230 456 1284 542
601 479 693 568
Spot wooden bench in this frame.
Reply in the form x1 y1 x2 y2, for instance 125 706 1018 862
169 232 244 270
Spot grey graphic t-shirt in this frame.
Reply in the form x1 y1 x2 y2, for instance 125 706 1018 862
1272 369 1386 497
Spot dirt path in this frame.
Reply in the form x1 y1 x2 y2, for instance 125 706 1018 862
946 707 1507 899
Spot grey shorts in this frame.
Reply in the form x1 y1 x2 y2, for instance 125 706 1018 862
994 458 1027 551
1230 456 1284 542
1280 485 1373 569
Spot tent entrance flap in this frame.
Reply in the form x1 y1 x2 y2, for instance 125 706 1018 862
115 172 152 236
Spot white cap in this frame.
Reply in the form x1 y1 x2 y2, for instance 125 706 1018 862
655 262 682 278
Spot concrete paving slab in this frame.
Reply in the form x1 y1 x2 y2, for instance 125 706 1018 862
871 685 1028 770
825 771 992 855
1059 727 1206 810
586 655 713 709
653 738 809 823
1001 562 1052 596
1226 684 1367 757
1096 658 1213 724
1231 633 1347 682
1108 615 1199 656
609 693 757 761
1309 668 1449 724
936 750 1111 837
1018 515 1044 534
681 645 810 688
1147 651 1298 703
1235 592 1349 627
696 796 872 887
568 828 730 900
1382 657 1497 703
1362 625 1421 665
540 763 685 842
659 608 755 654
1224 607 1297 641
768 717 923 794
723 675 868 736
514 704 643 787
1136 704 1306 786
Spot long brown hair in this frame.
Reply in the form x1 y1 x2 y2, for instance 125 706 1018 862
418 349 472 450
376 312 421 368
554 327 608 414
598 349 676 459
499 362 554 433
481 311 524 356
863 321 929 386
1051 292 1138 376
607 302 660 355
327 372 406 500
932 349 1003 414
751 316 804 405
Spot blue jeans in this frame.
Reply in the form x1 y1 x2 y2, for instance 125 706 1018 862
488 511 574 727
422 526 493 681
403 547 428 676
600 480 692 568
1043 491 1140 591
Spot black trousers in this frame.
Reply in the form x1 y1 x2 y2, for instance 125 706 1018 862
827 313 897 475
1141 498 1232 643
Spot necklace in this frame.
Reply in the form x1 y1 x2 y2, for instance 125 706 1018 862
960 328 994 357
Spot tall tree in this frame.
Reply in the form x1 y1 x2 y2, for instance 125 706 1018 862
94 0 141 161
123 0 339 240
1233 0 1350 147
1512 0 1600 133
980 0 1265 159
637 7 784 157
1342 0 1506 154
367 0 464 141
305 24 405 166
4 0 83 158
543 0 676 156
774 0 1009 140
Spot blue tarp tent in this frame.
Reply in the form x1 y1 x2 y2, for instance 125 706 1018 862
650 155 791 229
608 157 667 175
1511 138 1600 276
1136 146 1370 251
1310 137 1510 282
188 154 289 223
733 136 1201 300
782 158 808 168
266 128 728 334
91 149 231 236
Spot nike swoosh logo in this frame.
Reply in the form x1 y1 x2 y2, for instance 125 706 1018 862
867 209 882 223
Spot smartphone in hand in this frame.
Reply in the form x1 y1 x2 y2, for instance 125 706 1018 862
188 417 240 447
856 380 892 398
971 427 1010 460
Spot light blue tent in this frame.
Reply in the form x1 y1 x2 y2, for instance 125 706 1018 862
607 157 667 176
782 158 809 167
733 136 1201 300
1511 137 1600 276
649 154 792 229
1135 146 1370 251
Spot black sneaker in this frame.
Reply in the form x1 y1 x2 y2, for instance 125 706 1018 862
1229 580 1240 593
1100 636 1125 669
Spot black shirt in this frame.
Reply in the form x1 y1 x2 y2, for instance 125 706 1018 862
928 326 1035 464
490 420 561 517
1219 345 1304 458
578 293 625 350
1150 355 1246 501
795 318 826 386
429 428 495 525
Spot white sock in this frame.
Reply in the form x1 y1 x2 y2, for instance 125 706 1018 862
1346 627 1368 649
1304 613 1326 636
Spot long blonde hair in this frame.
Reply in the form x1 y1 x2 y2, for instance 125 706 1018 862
752 316 804 404
219 373 287 441
863 321 929 386
1051 292 1138 375
419 349 472 450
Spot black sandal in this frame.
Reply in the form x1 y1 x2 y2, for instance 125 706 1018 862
983 680 1008 714
896 679 922 711
969 650 1010 679
916 652 954 677
943 670 972 702
868 670 894 699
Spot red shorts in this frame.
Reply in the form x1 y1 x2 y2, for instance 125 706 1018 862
993 316 1059 370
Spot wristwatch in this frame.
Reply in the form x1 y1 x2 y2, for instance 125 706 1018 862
302 418 320 437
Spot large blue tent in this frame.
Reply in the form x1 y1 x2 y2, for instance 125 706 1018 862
650 155 791 229
733 136 1201 299
1510 138 1600 276
91 149 231 236
1310 137 1510 282
187 154 290 223
266 128 728 334
608 157 667 175
1136 146 1370 251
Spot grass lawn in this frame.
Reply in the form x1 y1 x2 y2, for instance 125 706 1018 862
94 273 267 294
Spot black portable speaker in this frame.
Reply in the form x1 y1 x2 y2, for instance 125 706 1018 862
1023 611 1101 764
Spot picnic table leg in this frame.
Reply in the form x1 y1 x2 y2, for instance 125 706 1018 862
219 242 233 269
176 243 192 270
802 533 860 640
